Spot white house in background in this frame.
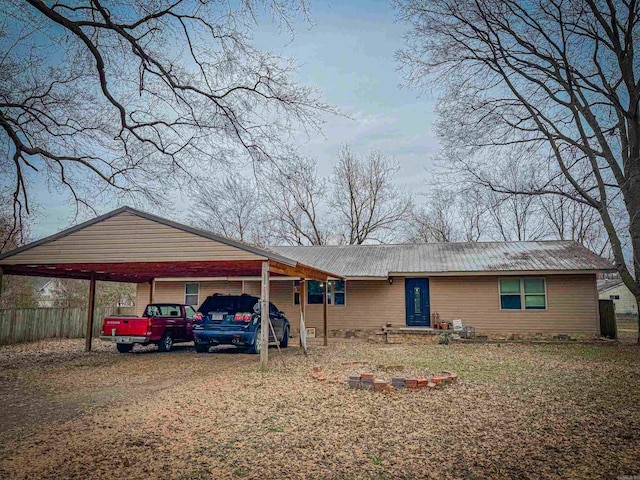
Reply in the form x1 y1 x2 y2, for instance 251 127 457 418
598 279 638 316
34 277 58 307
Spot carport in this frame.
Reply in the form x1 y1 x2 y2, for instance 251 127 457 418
0 207 341 369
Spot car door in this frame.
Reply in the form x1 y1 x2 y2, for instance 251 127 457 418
167 304 186 340
269 302 284 340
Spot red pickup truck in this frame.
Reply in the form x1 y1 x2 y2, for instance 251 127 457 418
100 303 197 353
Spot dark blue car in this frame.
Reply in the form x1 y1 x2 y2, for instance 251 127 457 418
193 294 290 354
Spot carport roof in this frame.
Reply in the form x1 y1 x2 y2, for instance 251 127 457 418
0 207 339 282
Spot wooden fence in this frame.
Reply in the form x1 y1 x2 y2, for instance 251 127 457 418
0 305 117 345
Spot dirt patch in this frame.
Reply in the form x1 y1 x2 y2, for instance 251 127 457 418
0 338 639 479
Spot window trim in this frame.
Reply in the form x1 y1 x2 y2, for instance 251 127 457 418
185 282 200 307
293 280 300 305
332 279 346 307
293 279 346 306
498 277 547 311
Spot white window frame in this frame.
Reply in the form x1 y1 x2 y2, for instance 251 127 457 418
498 277 547 311
185 282 200 306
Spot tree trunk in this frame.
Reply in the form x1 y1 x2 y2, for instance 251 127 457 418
636 296 640 345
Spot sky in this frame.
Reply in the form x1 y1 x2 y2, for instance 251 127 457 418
27 0 439 239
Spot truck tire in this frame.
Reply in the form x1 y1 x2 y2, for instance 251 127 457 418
280 325 290 348
117 343 134 353
248 327 262 354
194 343 209 353
157 332 173 352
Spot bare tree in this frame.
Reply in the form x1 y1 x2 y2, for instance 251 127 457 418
408 191 458 243
1 0 333 248
540 190 610 256
190 175 268 246
263 156 330 245
331 145 413 244
397 0 640 339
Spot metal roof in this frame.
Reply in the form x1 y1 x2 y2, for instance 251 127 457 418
597 278 624 292
269 241 613 278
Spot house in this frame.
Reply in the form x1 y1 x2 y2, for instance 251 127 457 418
598 279 638 317
34 277 58 307
0 207 613 341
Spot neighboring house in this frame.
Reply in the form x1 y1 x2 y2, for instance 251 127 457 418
598 279 638 317
34 277 58 307
0 207 613 339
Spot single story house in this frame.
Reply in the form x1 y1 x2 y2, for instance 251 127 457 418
598 279 638 317
0 207 613 340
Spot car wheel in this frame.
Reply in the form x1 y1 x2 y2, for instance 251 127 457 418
248 327 262 354
194 343 209 353
158 333 173 352
116 343 133 353
280 325 290 348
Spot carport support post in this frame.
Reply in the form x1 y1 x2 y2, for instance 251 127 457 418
323 280 328 346
85 273 96 352
260 260 270 371
299 279 307 355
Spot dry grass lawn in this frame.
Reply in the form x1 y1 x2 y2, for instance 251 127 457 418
0 335 639 479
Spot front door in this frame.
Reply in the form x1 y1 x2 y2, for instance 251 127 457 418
405 278 430 326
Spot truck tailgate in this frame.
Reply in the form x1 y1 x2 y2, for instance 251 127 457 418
102 317 148 336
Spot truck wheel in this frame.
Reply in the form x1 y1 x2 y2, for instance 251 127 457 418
117 343 133 353
248 327 262 354
194 343 209 353
280 325 290 348
158 333 173 352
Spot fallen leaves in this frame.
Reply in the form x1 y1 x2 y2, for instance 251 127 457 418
0 338 639 479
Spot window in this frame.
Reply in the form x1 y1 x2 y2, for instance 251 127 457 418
500 278 546 310
185 283 199 306
144 304 183 317
610 294 620 300
293 280 346 305
294 280 300 305
332 280 345 305
414 286 422 314
185 305 196 318
307 280 325 304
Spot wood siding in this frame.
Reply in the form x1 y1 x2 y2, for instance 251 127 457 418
2 212 264 265
135 274 599 335
430 274 599 334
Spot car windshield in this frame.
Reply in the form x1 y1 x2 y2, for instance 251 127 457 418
185 305 196 319
145 305 182 317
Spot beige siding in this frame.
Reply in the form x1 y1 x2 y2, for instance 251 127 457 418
2 212 264 265
135 274 599 335
135 281 242 316
136 283 151 316
430 274 599 334
242 281 261 296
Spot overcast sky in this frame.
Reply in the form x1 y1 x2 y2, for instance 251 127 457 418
29 0 439 239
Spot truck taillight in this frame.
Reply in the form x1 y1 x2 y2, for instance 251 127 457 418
234 313 252 322
147 318 152 333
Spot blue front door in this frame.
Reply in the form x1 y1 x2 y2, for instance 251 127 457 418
405 278 430 326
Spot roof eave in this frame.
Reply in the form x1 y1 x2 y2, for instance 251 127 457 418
0 206 298 267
